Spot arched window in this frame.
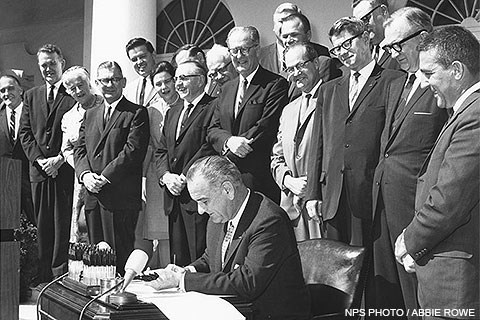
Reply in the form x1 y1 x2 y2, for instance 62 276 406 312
407 0 479 29
156 0 235 54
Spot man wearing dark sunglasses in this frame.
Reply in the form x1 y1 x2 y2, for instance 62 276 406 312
371 7 448 318
353 0 400 70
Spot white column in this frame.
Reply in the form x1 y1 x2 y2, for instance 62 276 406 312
85 0 156 82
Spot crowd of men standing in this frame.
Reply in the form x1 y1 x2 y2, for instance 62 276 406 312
1 0 478 319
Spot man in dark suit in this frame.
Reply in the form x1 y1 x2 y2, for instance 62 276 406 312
395 26 479 319
353 0 400 70
208 26 288 204
19 44 76 283
155 60 216 266
279 13 343 101
305 17 403 247
146 156 310 320
0 75 34 224
258 2 301 77
74 61 149 274
370 8 448 316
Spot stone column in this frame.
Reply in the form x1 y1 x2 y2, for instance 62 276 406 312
84 0 156 82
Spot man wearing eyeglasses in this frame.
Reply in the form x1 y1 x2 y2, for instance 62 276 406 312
271 42 326 241
353 0 400 70
154 60 216 267
205 44 237 97
124 38 158 107
280 13 343 102
305 16 403 250
74 61 149 275
208 26 288 204
370 7 448 317
19 44 76 285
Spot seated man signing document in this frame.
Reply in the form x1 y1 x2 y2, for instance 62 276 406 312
124 155 310 320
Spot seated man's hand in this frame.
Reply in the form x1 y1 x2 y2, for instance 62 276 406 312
226 136 253 158
145 269 181 290
165 264 186 274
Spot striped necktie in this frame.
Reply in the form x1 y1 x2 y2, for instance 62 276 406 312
221 221 235 268
9 109 15 143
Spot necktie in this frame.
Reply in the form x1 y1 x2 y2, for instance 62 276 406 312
139 77 147 106
373 45 380 62
9 109 15 143
299 93 312 123
221 221 235 268
104 105 112 127
394 74 417 120
47 84 55 113
390 74 417 136
349 72 361 110
180 103 193 130
235 79 248 117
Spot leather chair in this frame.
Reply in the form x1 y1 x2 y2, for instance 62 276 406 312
297 238 366 320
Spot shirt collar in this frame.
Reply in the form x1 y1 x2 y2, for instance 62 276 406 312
184 92 205 109
46 80 61 90
6 102 23 114
106 95 123 111
352 59 376 80
230 189 251 229
304 79 323 97
241 65 259 85
452 80 480 115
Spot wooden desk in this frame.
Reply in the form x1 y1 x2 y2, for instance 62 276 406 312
38 281 254 319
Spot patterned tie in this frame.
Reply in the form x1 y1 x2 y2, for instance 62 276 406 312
349 71 361 110
180 103 194 129
9 109 15 143
139 77 147 106
235 79 248 117
221 221 235 268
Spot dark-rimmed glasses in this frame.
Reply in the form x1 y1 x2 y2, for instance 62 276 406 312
228 44 258 56
382 29 427 54
97 77 123 86
174 74 202 82
359 4 382 25
285 58 314 74
329 33 364 56
208 61 232 79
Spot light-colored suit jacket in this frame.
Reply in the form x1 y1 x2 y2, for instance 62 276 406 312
124 76 157 107
404 90 480 313
271 87 319 220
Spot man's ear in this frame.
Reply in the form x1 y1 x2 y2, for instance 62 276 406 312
451 61 465 80
222 181 235 200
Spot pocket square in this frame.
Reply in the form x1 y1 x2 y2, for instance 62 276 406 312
233 264 241 270
413 112 432 115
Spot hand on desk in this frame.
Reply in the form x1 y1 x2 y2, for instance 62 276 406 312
145 268 181 290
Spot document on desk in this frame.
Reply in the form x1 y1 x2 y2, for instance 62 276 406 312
128 281 245 320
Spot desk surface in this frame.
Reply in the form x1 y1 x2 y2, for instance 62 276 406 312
38 281 254 320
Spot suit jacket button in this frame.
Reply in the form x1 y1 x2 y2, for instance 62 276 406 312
344 144 350 148
46 146 50 150
385 153 389 158
375 181 380 185
173 158 177 162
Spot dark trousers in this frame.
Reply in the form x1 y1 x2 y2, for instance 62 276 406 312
369 191 419 319
85 205 139 276
31 174 73 282
168 200 208 267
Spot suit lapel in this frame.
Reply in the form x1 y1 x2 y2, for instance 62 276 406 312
223 192 261 270
419 92 480 175
350 65 381 118
388 86 427 144
335 75 350 114
177 95 212 141
0 107 11 145
94 98 124 154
